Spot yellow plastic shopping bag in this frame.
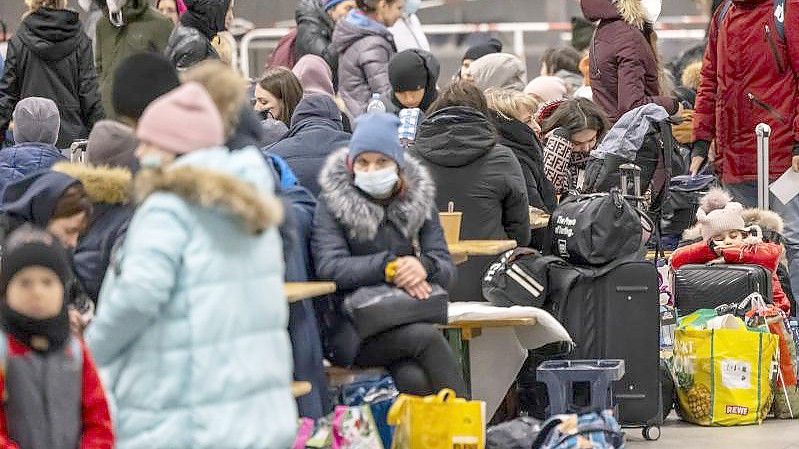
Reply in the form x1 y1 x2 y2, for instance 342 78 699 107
387 389 485 449
674 310 779 426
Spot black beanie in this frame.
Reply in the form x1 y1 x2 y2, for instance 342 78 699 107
389 51 428 92
463 38 503 62
0 225 71 295
112 52 181 121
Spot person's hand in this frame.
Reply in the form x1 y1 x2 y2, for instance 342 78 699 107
793 155 799 172
689 155 706 176
403 280 433 300
393 256 428 289
69 309 85 337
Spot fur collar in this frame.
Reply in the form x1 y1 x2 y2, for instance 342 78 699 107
51 162 132 205
615 0 647 29
319 149 436 242
133 165 283 235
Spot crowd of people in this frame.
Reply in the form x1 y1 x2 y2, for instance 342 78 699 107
0 0 796 446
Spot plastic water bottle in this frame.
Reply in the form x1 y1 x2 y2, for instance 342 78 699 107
367 93 386 113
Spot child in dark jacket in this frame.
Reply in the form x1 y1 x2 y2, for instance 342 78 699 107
0 225 113 449
671 188 790 314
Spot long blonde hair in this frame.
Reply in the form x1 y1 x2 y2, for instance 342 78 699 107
485 88 539 123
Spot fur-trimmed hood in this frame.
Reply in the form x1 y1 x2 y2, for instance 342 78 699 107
51 162 132 205
581 0 647 29
318 148 436 242
134 148 283 235
743 208 785 236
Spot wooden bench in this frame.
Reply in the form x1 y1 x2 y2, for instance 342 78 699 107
325 364 387 388
438 318 537 394
292 381 312 398
448 240 518 265
285 281 337 303
529 211 550 230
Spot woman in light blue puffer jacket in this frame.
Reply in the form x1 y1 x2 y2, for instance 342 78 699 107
86 83 296 449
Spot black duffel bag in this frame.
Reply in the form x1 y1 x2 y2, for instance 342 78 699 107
482 248 563 308
548 189 652 266
343 284 449 339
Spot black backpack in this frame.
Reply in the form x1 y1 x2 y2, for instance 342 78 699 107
482 248 563 308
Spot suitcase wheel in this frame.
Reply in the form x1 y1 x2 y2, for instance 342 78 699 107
642 425 661 441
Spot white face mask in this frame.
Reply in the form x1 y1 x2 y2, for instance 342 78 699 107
641 0 662 24
354 167 399 199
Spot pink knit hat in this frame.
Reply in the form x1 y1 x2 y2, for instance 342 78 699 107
696 188 760 243
136 83 224 155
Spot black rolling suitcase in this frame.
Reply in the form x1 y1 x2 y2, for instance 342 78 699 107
549 261 663 440
673 264 772 315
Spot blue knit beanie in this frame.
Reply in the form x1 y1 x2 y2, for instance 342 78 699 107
324 0 348 10
349 112 404 167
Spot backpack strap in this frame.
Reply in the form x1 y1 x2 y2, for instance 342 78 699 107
717 0 786 41
775 0 786 41
716 0 733 30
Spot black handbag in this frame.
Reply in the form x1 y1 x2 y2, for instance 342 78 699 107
548 189 652 267
661 175 718 235
343 284 449 339
482 248 562 308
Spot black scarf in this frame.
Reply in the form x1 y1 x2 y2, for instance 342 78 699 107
180 0 230 40
1 301 70 354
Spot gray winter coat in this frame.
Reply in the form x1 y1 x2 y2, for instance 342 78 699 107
311 148 455 365
332 10 396 118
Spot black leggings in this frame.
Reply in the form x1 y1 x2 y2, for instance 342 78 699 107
355 323 467 398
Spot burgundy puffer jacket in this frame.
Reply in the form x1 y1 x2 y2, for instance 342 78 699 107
694 0 799 184
581 0 677 124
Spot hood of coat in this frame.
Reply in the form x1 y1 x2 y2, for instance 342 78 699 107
296 0 335 31
469 53 527 92
319 148 436 242
18 8 83 61
1 171 79 228
742 208 785 235
180 0 230 39
332 9 394 55
289 94 343 131
414 106 497 168
581 0 647 28
491 111 544 164
293 54 336 97
134 148 283 235
51 162 132 206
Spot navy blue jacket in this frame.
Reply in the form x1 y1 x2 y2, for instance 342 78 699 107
0 142 66 198
269 95 350 197
50 162 133 303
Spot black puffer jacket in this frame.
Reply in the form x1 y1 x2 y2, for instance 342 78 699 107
294 0 338 77
163 25 218 70
164 0 229 70
492 111 557 214
0 8 104 149
412 106 530 301
312 149 454 365
412 106 530 244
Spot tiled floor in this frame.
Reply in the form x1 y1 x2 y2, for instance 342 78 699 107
626 416 799 448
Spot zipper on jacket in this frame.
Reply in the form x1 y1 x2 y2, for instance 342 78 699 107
765 25 786 73
747 92 787 123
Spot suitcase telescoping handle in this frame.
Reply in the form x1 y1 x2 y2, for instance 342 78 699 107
619 163 643 206
756 123 770 210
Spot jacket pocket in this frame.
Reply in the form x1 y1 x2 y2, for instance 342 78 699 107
764 24 786 74
747 92 787 124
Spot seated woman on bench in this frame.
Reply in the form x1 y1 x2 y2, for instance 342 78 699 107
311 112 466 397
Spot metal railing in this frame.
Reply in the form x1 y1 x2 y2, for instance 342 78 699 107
238 17 708 78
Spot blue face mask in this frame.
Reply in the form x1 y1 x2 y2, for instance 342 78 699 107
354 167 399 199
404 0 422 15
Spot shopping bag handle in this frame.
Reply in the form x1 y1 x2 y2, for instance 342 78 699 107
434 388 456 403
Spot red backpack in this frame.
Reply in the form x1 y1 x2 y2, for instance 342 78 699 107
267 28 298 69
